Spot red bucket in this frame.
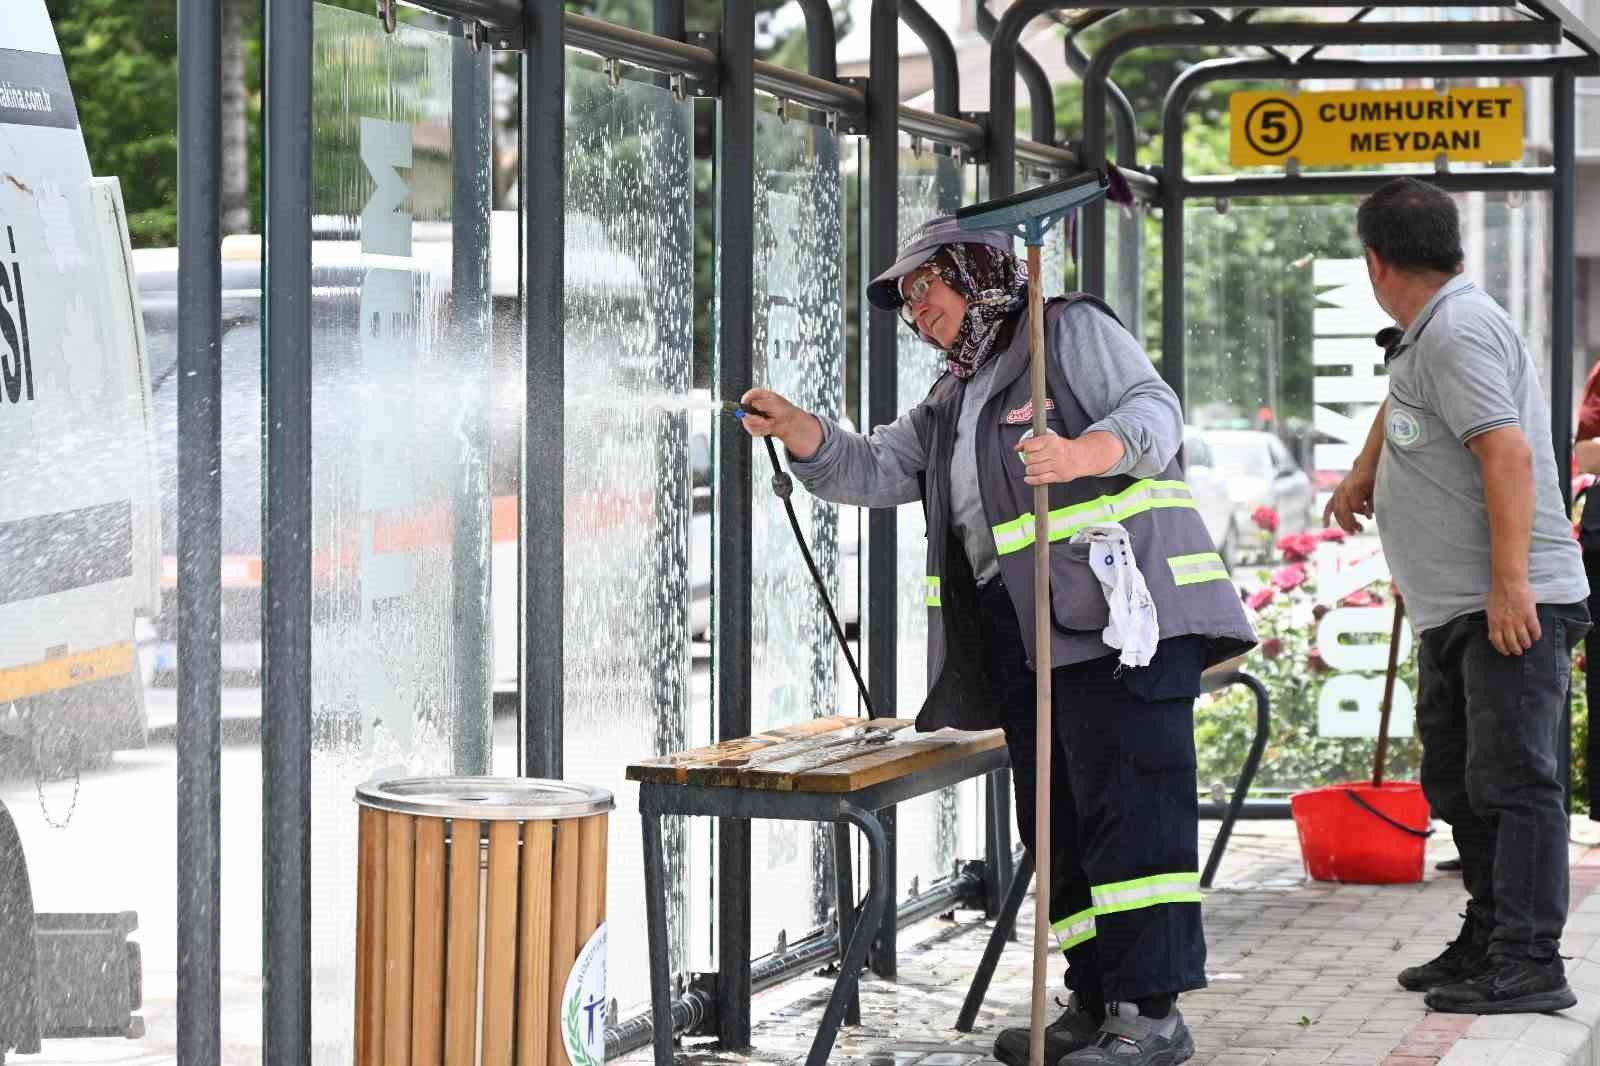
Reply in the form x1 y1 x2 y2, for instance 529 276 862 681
1289 781 1432 884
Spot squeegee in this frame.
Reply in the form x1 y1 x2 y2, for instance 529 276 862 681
955 170 1110 1066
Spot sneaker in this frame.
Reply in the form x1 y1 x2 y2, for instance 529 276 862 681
993 992 1101 1066
1057 1002 1194 1065
1424 955 1577 1015
1397 911 1491 992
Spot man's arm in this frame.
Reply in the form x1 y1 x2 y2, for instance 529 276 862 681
1323 400 1386 534
1467 426 1540 655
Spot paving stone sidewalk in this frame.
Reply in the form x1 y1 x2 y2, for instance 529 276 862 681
620 819 1600 1066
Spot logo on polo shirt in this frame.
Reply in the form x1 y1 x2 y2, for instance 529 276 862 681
1387 406 1423 448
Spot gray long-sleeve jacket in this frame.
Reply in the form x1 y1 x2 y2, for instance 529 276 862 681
789 302 1184 584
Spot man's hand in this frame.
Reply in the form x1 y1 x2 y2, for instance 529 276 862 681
1486 577 1541 656
1016 430 1121 486
1323 466 1376 535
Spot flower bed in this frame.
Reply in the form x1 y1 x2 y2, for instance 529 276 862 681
1199 508 1591 809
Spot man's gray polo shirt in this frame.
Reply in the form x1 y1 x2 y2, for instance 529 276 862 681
1373 275 1588 633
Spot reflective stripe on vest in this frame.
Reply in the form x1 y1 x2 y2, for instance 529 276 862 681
1167 551 1229 587
990 479 1197 556
1090 872 1202 917
1051 905 1097 952
926 575 941 607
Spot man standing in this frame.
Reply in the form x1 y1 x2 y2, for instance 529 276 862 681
1327 177 1590 1014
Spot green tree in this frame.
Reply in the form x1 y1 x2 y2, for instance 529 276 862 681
46 0 181 244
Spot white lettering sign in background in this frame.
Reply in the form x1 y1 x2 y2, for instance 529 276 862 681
1310 259 1414 740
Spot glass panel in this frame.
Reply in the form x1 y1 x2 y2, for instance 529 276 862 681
560 63 694 1012
1183 194 1551 797
746 108 846 947
891 140 975 902
308 8 490 1060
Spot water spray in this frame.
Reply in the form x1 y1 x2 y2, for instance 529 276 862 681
719 400 876 719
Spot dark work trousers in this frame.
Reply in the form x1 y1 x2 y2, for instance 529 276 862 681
1585 553 1600 819
1417 602 1590 960
977 577 1208 1004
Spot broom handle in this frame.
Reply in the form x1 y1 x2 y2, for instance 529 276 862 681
1027 242 1051 1066
1372 594 1406 788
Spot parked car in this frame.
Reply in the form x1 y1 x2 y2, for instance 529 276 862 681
1184 428 1316 567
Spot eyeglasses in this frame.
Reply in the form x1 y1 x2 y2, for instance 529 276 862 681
897 271 935 330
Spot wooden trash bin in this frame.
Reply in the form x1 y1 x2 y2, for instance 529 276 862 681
354 777 614 1066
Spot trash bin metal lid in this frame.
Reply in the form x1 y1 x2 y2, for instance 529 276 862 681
355 776 614 821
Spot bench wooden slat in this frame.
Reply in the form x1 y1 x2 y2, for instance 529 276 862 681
788 729 1007 792
625 715 861 782
731 721 915 771
631 714 1007 793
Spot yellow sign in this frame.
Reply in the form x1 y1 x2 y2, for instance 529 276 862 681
1229 87 1524 167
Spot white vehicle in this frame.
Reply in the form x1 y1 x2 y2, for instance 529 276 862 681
1185 427 1316 567
0 5 159 770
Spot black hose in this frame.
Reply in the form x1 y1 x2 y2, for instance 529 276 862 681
758 432 878 719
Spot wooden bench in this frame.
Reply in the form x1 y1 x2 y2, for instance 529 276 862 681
627 671 1271 1064
626 716 1010 1066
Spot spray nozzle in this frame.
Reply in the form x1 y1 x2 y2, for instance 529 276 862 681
718 400 770 420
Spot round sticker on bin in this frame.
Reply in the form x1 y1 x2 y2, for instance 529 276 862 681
563 921 608 1066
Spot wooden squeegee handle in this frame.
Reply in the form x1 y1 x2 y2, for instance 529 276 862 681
1027 241 1051 1066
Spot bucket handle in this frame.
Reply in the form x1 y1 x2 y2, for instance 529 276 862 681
1346 789 1434 838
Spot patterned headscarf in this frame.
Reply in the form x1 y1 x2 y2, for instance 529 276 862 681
912 242 1030 379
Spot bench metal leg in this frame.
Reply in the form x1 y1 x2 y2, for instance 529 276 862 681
808 805 888 1066
956 848 1034 1033
869 806 897 979
641 810 675 1066
830 823 861 1026
1201 672 1271 889
986 770 1016 933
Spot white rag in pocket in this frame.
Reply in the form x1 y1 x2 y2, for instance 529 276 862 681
1069 522 1158 668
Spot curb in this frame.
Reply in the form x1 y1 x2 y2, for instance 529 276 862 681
1383 847 1600 1066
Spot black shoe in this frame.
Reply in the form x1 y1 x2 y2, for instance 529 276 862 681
993 993 1101 1066
1397 911 1491 992
1424 955 1577 1015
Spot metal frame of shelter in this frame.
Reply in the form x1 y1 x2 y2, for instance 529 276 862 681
168 0 1600 1062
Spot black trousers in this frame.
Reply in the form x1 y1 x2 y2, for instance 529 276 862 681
1417 603 1589 960
978 579 1208 1003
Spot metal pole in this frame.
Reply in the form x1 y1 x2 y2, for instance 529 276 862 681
1161 91 1186 405
261 0 313 1061
716 0 756 1045
522 0 564 779
793 0 838 80
866 0 900 982
1554 71 1577 811
451 24 494 776
652 0 684 40
1554 72 1577 512
974 1 1054 149
176 0 221 1061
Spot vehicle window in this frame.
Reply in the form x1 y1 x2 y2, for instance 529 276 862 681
1184 436 1211 468
1203 435 1272 479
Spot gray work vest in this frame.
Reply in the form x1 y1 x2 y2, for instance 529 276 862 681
909 296 1256 732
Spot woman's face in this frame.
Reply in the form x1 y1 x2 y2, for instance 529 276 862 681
900 265 967 350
